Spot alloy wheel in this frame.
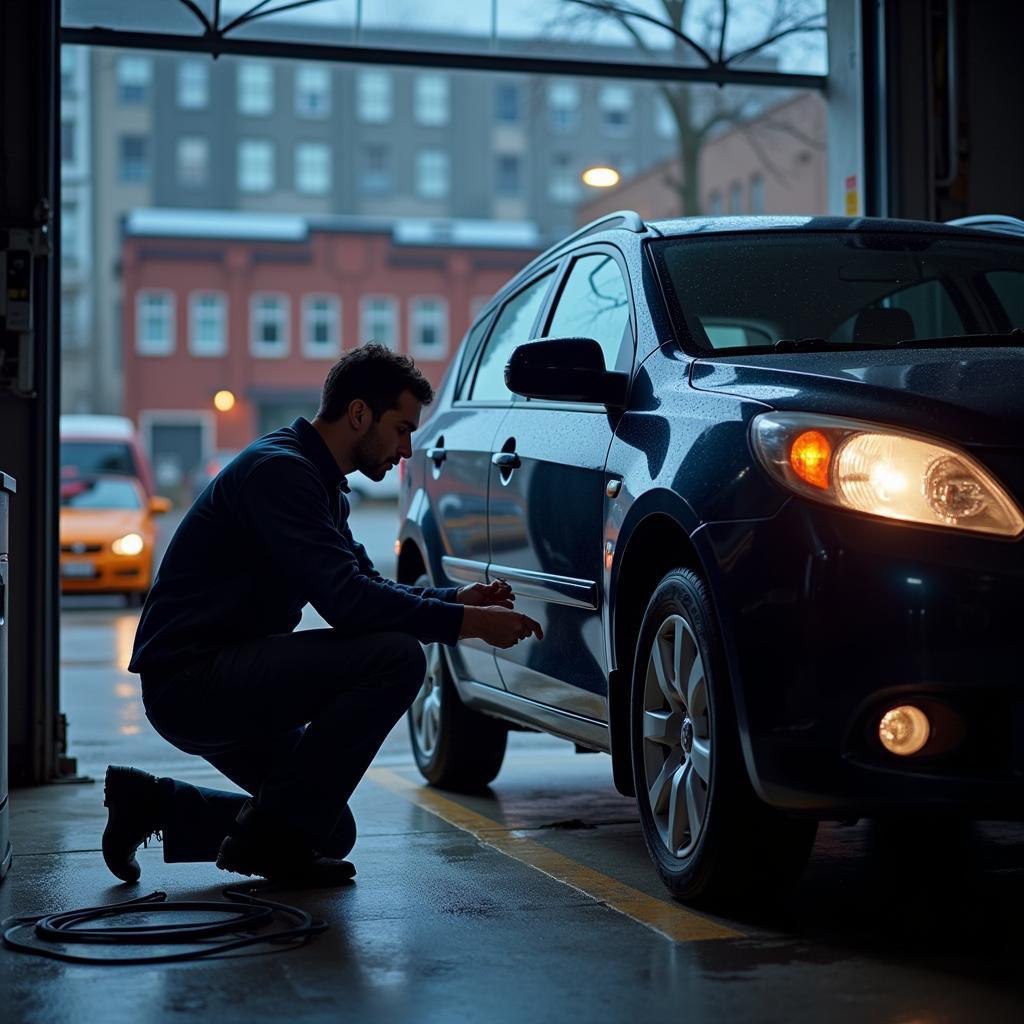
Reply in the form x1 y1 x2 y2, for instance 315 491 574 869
410 641 446 758
641 614 712 858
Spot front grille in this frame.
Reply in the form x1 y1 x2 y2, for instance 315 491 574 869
61 543 102 554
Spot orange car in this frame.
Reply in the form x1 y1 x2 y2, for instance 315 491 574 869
60 475 171 604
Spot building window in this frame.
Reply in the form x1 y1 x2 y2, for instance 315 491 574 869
655 94 676 138
496 154 521 197
250 295 289 357
357 70 392 123
188 292 227 357
295 142 331 195
177 60 208 110
549 153 578 203
302 296 340 357
61 202 80 266
599 85 632 135
360 296 397 350
238 139 274 192
708 191 723 215
750 173 765 214
728 180 743 214
295 65 330 119
409 298 448 360
60 47 77 93
548 81 580 133
61 120 75 164
238 63 274 116
176 136 209 187
117 56 151 105
415 149 449 199
414 74 449 126
136 292 174 356
119 135 148 183
495 82 520 123
360 144 392 194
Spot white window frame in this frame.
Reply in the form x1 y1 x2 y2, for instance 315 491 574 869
415 149 450 199
177 60 209 110
250 294 290 358
238 139 274 193
302 295 341 358
188 291 227 357
117 56 151 104
360 296 398 351
176 135 209 187
548 81 580 133
295 65 331 119
295 142 331 196
135 290 175 357
357 70 392 124
414 74 449 126
238 62 274 116
408 297 449 360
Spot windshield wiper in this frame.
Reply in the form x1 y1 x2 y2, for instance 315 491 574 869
773 337 894 352
894 329 1024 348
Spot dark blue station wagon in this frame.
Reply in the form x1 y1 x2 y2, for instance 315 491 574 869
396 213 1024 903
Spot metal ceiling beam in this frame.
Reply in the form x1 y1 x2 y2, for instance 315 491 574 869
59 26 826 91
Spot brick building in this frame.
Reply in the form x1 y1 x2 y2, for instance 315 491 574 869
121 209 539 491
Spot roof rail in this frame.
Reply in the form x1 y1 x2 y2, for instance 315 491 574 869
945 214 1024 238
559 210 646 248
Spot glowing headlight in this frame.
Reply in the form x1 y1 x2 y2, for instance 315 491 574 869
751 413 1024 537
111 533 144 556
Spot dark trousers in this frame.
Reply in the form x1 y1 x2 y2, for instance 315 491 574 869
141 629 426 863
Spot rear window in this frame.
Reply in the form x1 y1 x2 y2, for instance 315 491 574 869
650 232 1024 353
61 440 137 478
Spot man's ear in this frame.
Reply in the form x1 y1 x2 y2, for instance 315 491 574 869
347 399 370 431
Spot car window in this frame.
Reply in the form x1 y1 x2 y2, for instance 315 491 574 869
60 440 137 478
469 271 554 401
986 270 1024 328
454 312 494 400
545 252 632 369
60 477 142 510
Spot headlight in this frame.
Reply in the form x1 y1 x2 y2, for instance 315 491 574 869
111 533 145 556
751 413 1024 537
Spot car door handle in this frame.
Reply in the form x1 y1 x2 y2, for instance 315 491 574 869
427 447 447 465
491 453 521 470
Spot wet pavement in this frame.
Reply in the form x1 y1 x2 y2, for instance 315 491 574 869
3 501 1024 1021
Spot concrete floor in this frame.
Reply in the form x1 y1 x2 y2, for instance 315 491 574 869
3 502 1024 1022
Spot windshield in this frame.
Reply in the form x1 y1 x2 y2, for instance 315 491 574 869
650 231 1024 354
61 477 142 510
60 439 137 478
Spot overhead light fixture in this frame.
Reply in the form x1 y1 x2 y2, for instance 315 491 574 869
582 166 621 188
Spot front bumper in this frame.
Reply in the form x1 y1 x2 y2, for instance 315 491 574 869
60 553 151 593
697 500 1024 817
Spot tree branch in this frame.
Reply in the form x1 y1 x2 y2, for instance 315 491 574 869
177 0 212 33
726 15 827 67
717 0 728 65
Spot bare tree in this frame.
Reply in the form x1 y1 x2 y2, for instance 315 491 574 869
558 0 826 216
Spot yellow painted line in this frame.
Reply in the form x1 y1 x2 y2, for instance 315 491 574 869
366 766 741 944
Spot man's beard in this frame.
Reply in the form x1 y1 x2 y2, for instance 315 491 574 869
353 428 391 481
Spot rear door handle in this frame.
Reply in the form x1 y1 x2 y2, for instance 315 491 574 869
427 447 447 465
491 453 521 470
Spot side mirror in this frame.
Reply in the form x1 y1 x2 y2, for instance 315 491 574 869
148 495 172 515
504 338 629 408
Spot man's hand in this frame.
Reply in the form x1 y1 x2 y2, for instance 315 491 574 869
456 578 515 609
459 606 544 649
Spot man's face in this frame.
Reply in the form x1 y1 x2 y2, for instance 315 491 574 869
353 390 422 481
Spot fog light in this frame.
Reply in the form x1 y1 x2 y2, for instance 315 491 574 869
878 705 930 755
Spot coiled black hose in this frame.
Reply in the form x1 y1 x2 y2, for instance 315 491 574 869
1 883 328 965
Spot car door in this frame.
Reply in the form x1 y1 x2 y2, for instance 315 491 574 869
488 247 635 719
424 269 557 689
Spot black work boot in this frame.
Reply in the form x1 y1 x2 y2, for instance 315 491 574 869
102 765 164 883
215 802 356 887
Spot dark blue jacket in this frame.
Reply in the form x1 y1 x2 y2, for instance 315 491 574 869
129 417 463 675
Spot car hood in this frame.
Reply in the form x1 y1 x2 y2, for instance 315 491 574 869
689 345 1024 447
60 509 146 541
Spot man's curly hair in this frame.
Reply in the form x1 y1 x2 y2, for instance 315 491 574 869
317 344 434 422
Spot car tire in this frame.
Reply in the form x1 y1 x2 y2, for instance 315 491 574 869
408 574 508 792
631 568 817 906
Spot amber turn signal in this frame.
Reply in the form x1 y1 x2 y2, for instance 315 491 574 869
789 430 832 490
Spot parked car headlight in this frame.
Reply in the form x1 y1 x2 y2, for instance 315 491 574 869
751 413 1024 537
111 533 145 556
